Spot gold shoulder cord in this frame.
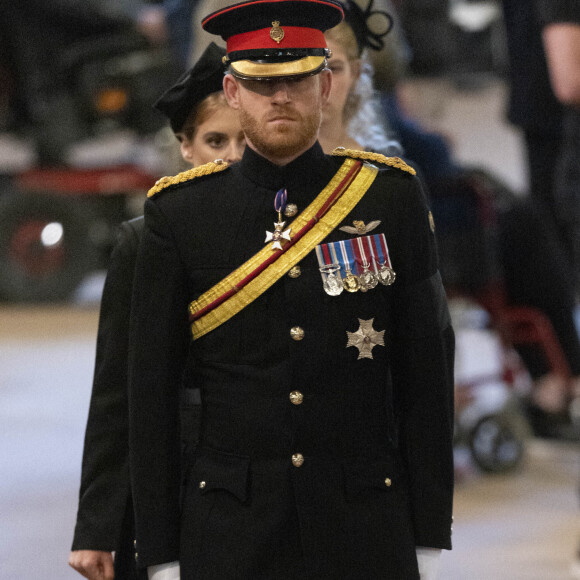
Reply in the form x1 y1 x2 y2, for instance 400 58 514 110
331 147 416 176
148 160 230 198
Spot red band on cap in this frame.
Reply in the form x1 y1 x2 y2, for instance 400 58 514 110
227 26 326 53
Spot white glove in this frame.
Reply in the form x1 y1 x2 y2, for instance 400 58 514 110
416 547 442 580
148 561 180 580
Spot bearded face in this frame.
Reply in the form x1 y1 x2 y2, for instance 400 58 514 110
239 104 321 159
230 74 328 163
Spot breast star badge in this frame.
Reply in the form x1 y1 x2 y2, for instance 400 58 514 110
346 318 385 360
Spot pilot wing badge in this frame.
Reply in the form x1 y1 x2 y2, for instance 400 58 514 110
339 220 381 235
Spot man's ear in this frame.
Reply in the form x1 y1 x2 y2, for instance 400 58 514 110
320 68 332 106
223 74 241 109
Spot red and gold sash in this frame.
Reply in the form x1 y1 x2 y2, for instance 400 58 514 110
188 158 378 340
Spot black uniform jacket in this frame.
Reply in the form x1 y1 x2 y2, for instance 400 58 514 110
129 143 455 580
72 218 146 580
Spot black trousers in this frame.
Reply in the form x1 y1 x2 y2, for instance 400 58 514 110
114 499 147 580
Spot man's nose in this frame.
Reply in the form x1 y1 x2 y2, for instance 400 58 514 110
270 81 291 103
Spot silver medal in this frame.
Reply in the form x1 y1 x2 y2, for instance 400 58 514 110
377 264 396 286
320 263 344 296
358 262 378 291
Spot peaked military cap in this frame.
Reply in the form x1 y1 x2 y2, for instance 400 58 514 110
201 0 344 80
154 42 227 134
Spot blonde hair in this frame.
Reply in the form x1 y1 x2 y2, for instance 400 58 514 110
325 21 359 61
179 91 229 141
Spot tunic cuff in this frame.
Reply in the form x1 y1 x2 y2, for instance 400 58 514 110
147 561 180 580
416 547 441 580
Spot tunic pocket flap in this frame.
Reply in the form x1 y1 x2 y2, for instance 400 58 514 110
194 448 250 503
342 457 403 497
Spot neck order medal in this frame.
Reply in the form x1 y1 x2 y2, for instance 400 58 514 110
265 188 292 251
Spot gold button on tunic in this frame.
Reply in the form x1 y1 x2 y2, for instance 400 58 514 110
290 327 305 341
289 390 304 405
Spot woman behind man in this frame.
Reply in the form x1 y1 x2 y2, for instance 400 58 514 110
319 0 402 156
68 42 244 580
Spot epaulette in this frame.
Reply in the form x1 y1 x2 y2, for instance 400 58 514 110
331 147 416 176
147 159 229 198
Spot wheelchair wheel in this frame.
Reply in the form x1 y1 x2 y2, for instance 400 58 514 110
468 411 528 473
0 192 100 301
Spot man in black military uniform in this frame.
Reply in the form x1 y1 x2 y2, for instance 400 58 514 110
129 1 455 579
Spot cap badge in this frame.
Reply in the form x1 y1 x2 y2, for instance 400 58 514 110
270 21 284 44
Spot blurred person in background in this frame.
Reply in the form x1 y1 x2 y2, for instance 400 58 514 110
68 43 244 580
536 2 580 576
117 0 196 68
0 0 133 162
0 0 191 166
501 0 567 264
115 0 170 47
161 0 196 69
538 0 580 295
189 0 231 63
500 0 580 436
